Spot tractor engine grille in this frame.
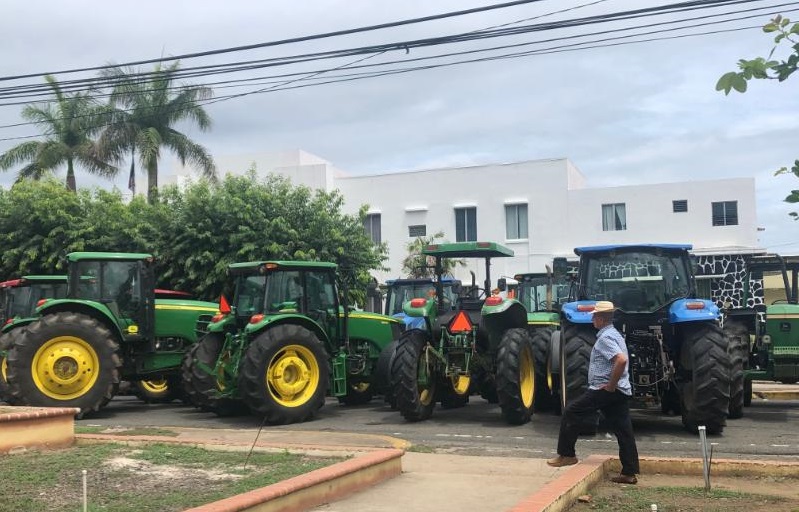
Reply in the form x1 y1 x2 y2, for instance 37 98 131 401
626 328 664 401
195 314 214 339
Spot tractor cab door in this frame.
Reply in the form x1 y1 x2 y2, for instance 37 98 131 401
305 270 339 342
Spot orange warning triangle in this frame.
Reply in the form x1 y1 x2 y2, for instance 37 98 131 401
449 311 473 333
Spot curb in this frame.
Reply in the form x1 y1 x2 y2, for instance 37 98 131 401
0 406 79 454
511 455 799 512
75 433 404 512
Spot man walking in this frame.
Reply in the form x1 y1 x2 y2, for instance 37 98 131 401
547 300 640 484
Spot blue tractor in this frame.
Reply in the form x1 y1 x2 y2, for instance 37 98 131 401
556 244 731 434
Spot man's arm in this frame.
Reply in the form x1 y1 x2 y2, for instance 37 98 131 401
603 352 628 392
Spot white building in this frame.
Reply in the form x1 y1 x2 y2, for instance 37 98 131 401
168 150 760 289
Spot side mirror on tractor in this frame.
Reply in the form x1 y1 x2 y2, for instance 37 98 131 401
497 278 507 292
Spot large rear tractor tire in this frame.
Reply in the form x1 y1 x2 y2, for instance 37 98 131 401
188 333 248 416
724 320 749 419
531 327 558 412
496 328 536 425
240 324 329 425
391 330 437 422
6 313 120 418
678 322 730 435
559 322 595 410
181 343 205 409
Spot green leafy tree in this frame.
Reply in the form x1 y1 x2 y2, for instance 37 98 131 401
151 170 387 302
0 76 116 191
717 15 799 217
100 62 217 203
401 231 464 278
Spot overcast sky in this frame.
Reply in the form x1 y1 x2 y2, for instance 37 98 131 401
2 0 798 252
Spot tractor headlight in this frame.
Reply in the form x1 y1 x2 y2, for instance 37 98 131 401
762 334 772 345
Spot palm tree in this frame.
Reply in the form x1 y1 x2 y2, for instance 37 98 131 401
100 62 217 202
401 231 465 278
0 75 117 191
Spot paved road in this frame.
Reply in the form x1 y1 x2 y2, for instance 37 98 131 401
83 394 799 461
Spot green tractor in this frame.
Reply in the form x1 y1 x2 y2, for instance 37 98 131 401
390 242 536 425
722 253 799 415
499 265 572 411
182 260 401 424
4 252 219 416
0 276 69 403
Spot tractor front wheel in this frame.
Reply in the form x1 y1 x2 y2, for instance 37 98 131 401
496 328 536 425
338 381 374 406
240 324 329 424
391 330 437 421
188 333 248 416
375 339 398 408
531 327 558 412
559 322 595 410
6 313 120 418
724 320 749 419
678 322 730 435
134 376 180 403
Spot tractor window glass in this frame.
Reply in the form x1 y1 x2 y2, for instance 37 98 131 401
601 203 627 231
306 272 336 311
7 287 34 318
455 207 477 242
265 270 302 313
103 261 140 318
386 282 456 315
74 261 103 300
583 251 690 311
235 274 266 318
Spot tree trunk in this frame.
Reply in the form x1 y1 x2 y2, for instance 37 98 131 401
147 160 158 204
66 158 76 192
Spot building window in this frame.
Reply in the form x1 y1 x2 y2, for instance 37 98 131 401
601 203 627 231
363 213 381 243
712 201 738 226
455 207 477 242
408 224 426 237
673 200 688 213
505 203 528 239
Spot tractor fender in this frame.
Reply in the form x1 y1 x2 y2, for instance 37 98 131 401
669 299 720 324
245 314 331 353
482 299 528 330
36 300 124 340
561 301 596 324
1 317 37 334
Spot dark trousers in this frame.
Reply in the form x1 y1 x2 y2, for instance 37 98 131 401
557 388 640 476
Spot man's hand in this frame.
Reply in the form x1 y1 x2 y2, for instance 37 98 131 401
602 383 617 393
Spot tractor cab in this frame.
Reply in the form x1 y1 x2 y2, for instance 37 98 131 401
1 276 68 328
65 252 156 340
512 272 571 313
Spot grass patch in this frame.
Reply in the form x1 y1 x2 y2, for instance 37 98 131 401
74 425 107 434
0 442 342 512
580 483 792 512
407 444 436 453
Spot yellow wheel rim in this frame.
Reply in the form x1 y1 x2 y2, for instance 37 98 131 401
546 356 554 392
420 386 435 406
31 336 99 400
216 352 232 392
139 378 168 395
266 344 319 407
1 355 7 384
450 374 470 396
520 344 535 408
352 382 370 393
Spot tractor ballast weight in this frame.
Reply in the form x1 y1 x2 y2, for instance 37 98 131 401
390 242 537 425
557 244 731 434
4 253 218 416
721 253 799 414
182 260 400 425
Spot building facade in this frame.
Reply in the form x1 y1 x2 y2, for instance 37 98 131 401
168 150 763 305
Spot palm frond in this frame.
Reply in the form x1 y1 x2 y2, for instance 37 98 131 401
0 141 42 170
164 129 216 181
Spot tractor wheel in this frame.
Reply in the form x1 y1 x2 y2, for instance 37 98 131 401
678 322 730 435
743 378 752 407
188 333 248 417
391 330 437 422
440 374 470 409
239 324 329 425
0 329 23 404
6 313 120 418
375 339 398 408
338 381 374 406
724 320 749 419
133 376 180 403
495 328 536 425
559 322 595 410
181 343 205 409
531 327 558 412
